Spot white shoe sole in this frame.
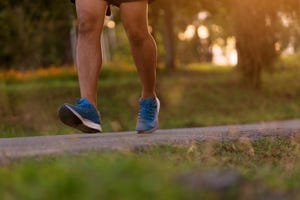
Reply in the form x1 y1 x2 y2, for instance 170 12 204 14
59 104 102 133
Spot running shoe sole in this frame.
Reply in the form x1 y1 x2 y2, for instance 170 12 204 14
58 104 102 133
137 123 159 134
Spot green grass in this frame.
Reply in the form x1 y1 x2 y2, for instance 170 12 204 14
1 59 300 199
1 137 300 199
0 61 300 137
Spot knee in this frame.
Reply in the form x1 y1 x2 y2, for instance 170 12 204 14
126 27 149 46
77 11 99 34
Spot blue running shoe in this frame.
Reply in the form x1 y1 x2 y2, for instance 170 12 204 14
136 97 160 134
58 98 102 133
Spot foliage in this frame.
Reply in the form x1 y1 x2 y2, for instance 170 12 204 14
149 0 300 87
200 0 300 88
0 0 299 87
149 0 202 69
0 0 74 69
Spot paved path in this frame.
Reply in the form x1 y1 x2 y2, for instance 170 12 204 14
0 119 300 159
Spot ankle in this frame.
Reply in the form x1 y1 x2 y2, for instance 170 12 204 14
141 92 156 99
81 96 97 108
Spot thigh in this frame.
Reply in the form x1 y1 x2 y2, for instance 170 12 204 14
120 1 149 33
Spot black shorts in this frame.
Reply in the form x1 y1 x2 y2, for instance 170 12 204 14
70 0 153 7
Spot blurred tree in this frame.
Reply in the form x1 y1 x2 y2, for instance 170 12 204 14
149 0 201 70
1 0 299 76
160 1 175 70
0 0 73 69
279 0 300 51
201 0 300 88
231 0 278 88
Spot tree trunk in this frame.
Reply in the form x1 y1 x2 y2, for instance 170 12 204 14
231 0 278 89
236 40 262 89
162 4 176 70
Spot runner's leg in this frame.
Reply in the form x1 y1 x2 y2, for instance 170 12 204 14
75 0 108 107
120 1 157 98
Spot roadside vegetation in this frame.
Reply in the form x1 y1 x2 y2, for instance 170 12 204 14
0 57 299 199
1 137 300 199
0 56 299 138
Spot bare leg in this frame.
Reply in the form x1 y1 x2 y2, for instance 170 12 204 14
75 0 107 107
120 1 157 98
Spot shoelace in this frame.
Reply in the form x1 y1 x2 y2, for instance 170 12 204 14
138 101 156 121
